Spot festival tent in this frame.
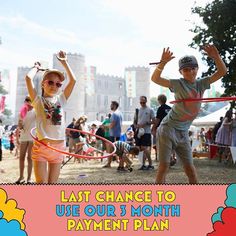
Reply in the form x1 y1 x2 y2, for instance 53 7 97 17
192 104 230 127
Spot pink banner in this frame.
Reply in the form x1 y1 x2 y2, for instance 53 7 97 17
0 96 6 113
0 184 235 236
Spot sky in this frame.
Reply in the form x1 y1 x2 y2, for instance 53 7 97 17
0 0 223 113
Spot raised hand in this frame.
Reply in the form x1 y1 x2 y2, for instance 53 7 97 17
160 47 175 63
56 50 67 62
202 45 220 59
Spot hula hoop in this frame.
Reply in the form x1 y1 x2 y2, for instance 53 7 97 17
149 62 161 65
170 96 236 104
30 127 116 159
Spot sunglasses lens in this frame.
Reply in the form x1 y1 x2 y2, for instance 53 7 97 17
47 80 62 88
48 80 54 86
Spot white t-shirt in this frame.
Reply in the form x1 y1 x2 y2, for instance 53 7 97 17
19 110 36 142
32 93 67 141
137 106 155 133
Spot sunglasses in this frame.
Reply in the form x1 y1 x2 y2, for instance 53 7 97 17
46 80 62 88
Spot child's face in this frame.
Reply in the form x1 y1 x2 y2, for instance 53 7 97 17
42 74 62 97
179 67 198 83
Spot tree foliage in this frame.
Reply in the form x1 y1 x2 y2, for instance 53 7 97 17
150 97 158 113
0 77 11 120
0 84 8 95
190 0 236 104
2 108 12 118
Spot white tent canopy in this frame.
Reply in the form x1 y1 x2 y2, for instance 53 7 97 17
192 104 230 127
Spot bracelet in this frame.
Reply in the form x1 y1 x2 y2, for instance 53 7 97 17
160 60 167 64
156 67 163 72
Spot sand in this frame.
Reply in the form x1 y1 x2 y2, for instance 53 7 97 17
0 149 235 184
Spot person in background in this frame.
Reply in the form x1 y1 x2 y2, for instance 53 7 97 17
152 94 172 162
15 96 36 184
0 119 4 162
212 117 223 143
231 111 236 147
9 132 15 154
14 127 20 158
215 109 233 163
134 96 155 170
205 127 213 151
66 118 76 152
87 123 97 147
198 127 206 152
102 113 111 152
114 141 139 172
103 101 122 168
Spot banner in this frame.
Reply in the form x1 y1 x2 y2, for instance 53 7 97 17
125 71 136 98
0 96 6 113
0 184 235 236
84 66 96 96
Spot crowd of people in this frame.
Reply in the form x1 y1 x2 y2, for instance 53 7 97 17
196 109 236 164
0 43 231 184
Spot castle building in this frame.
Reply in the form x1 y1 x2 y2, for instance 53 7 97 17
15 53 151 124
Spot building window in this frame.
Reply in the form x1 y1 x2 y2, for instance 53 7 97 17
105 81 108 89
104 96 108 106
97 95 101 106
119 83 122 89
119 97 122 107
98 80 101 88
85 94 87 107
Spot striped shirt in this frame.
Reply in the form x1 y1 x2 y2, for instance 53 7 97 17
114 141 131 156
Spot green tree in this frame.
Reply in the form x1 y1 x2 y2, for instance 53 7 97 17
0 76 12 120
150 97 158 112
0 84 8 95
190 0 236 107
2 108 12 118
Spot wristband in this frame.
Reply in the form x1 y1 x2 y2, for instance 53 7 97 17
156 67 163 72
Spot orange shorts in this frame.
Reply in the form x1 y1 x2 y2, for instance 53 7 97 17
32 141 65 164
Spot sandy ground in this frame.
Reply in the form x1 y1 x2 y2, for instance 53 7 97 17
0 149 236 184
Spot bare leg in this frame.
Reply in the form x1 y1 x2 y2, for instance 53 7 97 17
123 154 132 167
48 163 61 183
144 146 152 166
139 146 146 166
103 142 113 167
26 142 33 182
118 157 124 168
33 161 48 183
16 142 28 182
156 162 169 184
183 164 198 184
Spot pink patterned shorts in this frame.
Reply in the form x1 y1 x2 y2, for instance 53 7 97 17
32 141 65 164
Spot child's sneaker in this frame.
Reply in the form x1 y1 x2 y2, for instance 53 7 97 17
147 165 154 170
170 159 177 166
127 167 133 172
117 167 127 172
138 165 147 170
